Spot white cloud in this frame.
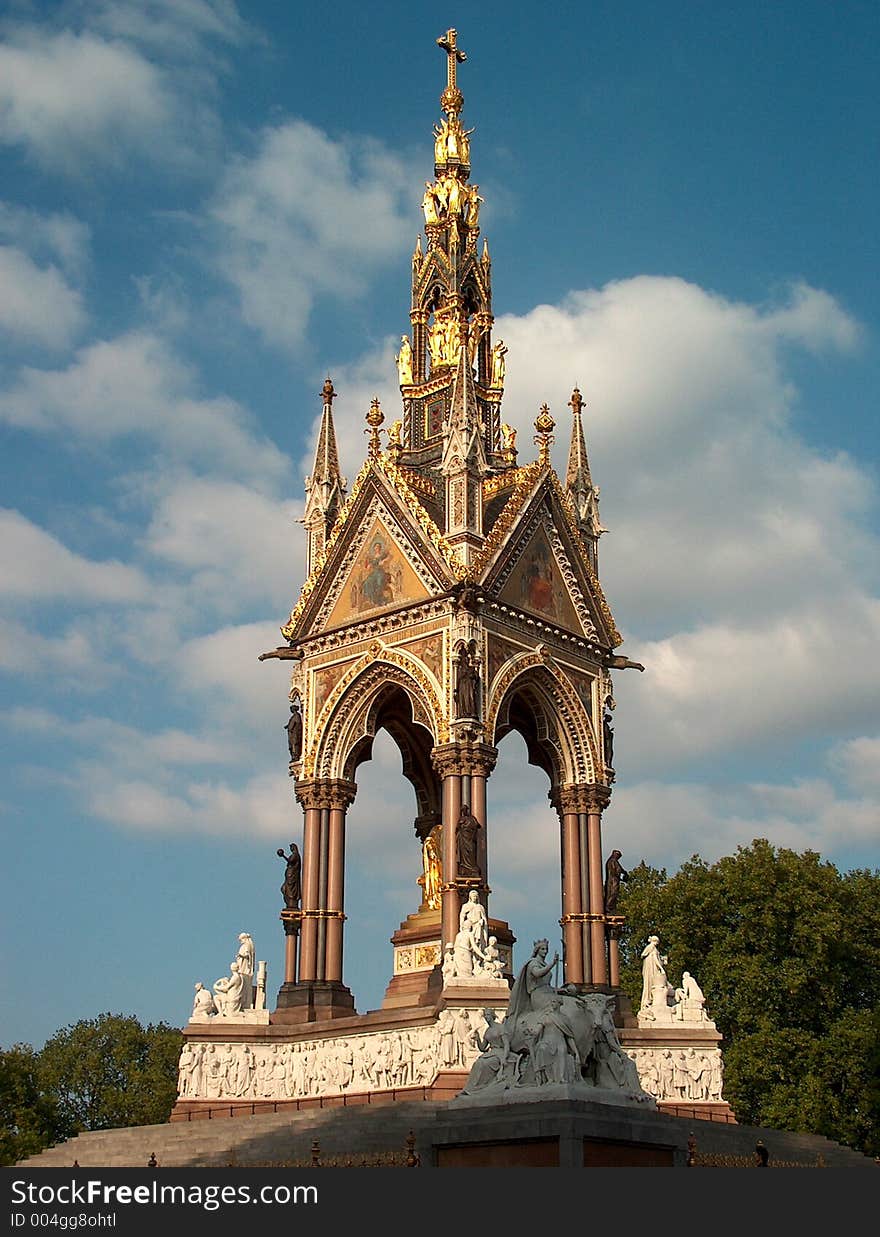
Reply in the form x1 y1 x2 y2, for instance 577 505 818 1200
607 776 880 868
211 122 416 349
83 769 291 836
90 0 252 59
0 29 172 169
144 476 304 612
0 202 90 276
830 735 880 794
0 330 288 480
0 617 99 676
0 509 148 604
174 621 290 726
0 245 85 349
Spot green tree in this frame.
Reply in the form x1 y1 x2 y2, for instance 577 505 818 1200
617 839 880 1156
0 1043 67 1166
37 1013 183 1134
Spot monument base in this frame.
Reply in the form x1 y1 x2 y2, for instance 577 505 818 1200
272 980 356 1023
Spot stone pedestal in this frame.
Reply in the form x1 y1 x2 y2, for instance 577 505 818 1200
382 907 516 1009
272 979 356 1024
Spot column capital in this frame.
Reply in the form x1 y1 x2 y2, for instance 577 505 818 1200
294 778 357 810
550 782 612 814
432 741 498 779
431 743 464 778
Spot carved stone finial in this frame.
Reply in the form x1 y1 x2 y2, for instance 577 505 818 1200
365 397 385 458
534 403 555 465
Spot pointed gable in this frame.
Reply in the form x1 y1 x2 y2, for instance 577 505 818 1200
324 516 432 629
498 524 582 632
477 466 622 647
282 457 461 641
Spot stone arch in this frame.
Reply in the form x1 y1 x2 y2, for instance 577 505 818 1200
486 650 599 787
310 644 444 786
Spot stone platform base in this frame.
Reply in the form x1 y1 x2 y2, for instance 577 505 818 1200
18 1094 875 1169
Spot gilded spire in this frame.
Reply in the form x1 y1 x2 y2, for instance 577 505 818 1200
312 377 343 487
565 385 606 568
303 378 346 575
566 386 593 493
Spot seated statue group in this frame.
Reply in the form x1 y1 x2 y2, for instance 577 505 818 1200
458 937 653 1104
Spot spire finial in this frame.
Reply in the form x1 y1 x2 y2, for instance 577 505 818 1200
365 397 385 459
321 376 336 406
534 404 555 465
437 28 467 115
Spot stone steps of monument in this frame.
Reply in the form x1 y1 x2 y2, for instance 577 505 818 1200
19 1099 877 1169
685 1120 876 1168
18 1102 434 1168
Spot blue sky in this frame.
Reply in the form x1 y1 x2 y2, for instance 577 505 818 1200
1 1 878 1050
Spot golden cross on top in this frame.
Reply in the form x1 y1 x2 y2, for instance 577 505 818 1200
437 28 467 92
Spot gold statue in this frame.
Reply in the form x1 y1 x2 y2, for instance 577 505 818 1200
388 418 403 447
444 315 461 365
433 120 449 165
490 339 508 388
502 422 517 452
466 184 482 227
422 182 440 225
419 825 442 910
395 335 413 385
428 318 447 369
445 175 464 217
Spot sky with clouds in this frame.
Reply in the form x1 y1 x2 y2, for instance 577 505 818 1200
1 1 878 1049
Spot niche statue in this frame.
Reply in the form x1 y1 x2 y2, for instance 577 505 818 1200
278 842 302 909
285 700 303 762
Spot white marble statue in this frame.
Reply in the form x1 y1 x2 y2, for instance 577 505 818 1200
639 934 670 1016
459 890 489 955
456 937 653 1105
213 961 244 1015
191 982 216 1019
236 933 255 1008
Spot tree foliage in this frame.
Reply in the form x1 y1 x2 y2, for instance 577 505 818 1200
0 1044 66 1167
617 838 880 1155
1 1013 182 1164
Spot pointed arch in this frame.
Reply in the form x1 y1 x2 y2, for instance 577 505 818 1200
486 649 599 787
307 643 445 783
